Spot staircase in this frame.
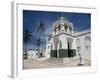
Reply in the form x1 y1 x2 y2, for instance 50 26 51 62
43 58 63 65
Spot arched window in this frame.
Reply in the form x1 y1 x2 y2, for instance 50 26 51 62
85 36 91 45
76 39 80 47
54 28 56 34
84 36 91 51
58 25 61 33
64 25 67 31
77 47 81 52
59 41 62 49
69 26 73 34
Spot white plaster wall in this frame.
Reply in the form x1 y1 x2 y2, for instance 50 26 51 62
75 33 91 60
27 50 38 59
45 41 51 58
46 32 91 60
59 34 67 49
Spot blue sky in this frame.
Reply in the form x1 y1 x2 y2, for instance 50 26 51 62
23 10 91 49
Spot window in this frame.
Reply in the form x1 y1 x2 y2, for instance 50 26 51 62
86 45 88 50
85 36 91 51
77 47 81 52
69 27 72 33
54 28 56 34
86 45 90 51
58 24 61 32
76 39 80 47
85 36 91 45
64 25 67 31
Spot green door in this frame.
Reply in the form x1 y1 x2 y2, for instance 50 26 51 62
50 50 57 58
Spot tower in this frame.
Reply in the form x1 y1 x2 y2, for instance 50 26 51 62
52 16 74 36
48 16 76 58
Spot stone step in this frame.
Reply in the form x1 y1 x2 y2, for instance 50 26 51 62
43 58 77 64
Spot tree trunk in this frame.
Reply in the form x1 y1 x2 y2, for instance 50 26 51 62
24 43 27 59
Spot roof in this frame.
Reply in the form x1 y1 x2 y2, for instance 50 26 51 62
74 29 91 36
53 17 73 29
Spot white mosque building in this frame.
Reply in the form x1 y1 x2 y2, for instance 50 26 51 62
27 16 91 62
45 17 91 61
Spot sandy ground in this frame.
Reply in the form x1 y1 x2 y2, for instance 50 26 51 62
23 58 91 69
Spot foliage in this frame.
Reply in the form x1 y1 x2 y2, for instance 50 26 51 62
23 30 32 59
36 22 45 57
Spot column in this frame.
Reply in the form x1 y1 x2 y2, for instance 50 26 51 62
57 42 59 58
67 27 70 34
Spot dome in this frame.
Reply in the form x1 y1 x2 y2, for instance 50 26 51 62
53 17 74 35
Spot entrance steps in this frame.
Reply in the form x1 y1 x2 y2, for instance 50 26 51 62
43 58 78 64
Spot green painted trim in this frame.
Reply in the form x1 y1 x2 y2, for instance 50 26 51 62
50 49 76 58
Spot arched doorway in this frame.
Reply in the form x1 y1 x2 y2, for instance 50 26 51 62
67 38 75 57
67 41 71 57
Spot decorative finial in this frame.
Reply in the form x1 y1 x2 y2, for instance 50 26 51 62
61 17 64 19
61 12 64 19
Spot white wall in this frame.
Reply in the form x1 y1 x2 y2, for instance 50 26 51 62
27 50 38 59
75 33 91 60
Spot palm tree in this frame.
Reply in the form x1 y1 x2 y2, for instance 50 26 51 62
23 30 32 59
36 38 41 49
36 22 45 57
37 22 45 35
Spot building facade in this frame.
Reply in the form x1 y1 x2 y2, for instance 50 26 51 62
46 17 91 60
26 17 91 61
26 48 46 59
